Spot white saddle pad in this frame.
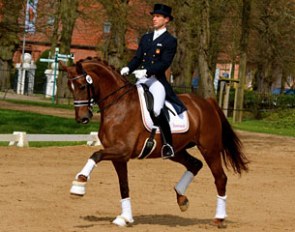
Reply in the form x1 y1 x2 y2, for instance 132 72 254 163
137 85 189 133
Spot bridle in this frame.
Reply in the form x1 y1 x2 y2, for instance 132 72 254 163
69 71 133 112
68 72 96 109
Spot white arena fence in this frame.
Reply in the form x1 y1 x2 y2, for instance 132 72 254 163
0 131 101 147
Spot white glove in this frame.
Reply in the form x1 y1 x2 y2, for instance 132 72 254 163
133 69 147 79
120 67 130 76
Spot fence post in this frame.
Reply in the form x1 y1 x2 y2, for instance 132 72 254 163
9 131 29 147
87 132 101 146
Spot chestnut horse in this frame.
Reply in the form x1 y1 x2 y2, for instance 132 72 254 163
61 57 248 228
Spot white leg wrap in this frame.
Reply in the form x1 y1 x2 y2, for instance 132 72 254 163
112 198 134 227
175 171 194 195
214 195 227 219
70 181 87 196
75 159 96 180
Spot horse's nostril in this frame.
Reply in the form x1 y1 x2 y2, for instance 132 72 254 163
81 118 89 124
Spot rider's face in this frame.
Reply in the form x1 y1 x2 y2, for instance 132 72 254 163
152 14 169 30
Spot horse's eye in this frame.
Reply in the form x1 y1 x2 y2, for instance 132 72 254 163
79 85 86 90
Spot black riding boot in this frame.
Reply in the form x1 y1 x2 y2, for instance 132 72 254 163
155 110 174 159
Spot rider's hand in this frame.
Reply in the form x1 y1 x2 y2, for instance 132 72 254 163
133 69 147 79
120 67 130 76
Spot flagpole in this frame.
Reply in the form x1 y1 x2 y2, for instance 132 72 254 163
20 0 29 95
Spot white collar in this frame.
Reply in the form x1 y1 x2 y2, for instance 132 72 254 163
153 28 167 40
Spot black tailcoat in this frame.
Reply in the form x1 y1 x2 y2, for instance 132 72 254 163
127 31 186 114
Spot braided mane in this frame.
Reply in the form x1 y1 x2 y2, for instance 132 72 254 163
77 56 121 76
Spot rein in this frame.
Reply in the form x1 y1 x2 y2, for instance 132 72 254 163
96 82 133 112
69 72 134 112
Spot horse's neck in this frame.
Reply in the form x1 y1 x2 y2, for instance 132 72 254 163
92 65 131 109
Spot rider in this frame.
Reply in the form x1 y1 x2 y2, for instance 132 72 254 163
120 3 186 159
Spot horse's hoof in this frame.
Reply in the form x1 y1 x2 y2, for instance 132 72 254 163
70 180 86 196
211 218 227 228
176 193 189 212
112 215 134 227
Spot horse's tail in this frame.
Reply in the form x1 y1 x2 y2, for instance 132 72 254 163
207 98 249 175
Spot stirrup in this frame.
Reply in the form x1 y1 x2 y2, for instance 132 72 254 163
161 144 174 159
138 138 157 159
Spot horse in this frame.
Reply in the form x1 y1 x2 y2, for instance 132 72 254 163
60 57 249 228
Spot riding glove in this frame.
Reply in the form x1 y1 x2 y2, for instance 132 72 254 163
133 69 147 79
120 67 130 76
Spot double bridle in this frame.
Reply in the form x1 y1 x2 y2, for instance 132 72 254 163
69 71 133 112
69 72 96 109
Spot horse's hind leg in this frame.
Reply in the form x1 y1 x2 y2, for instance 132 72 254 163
171 149 203 212
200 147 228 228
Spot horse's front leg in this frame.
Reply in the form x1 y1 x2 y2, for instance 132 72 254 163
70 148 134 226
70 147 128 196
111 161 134 227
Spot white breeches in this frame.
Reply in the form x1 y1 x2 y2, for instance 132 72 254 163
137 76 165 117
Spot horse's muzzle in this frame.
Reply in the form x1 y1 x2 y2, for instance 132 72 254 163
76 109 93 124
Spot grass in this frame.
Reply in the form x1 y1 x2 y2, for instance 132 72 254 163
4 98 74 110
230 108 295 137
0 109 99 147
1 99 294 148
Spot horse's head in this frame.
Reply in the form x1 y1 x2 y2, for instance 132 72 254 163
60 61 94 124
61 57 132 124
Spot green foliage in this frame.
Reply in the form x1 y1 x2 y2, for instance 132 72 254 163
227 90 295 118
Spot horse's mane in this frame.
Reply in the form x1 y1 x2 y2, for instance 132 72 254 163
76 56 122 77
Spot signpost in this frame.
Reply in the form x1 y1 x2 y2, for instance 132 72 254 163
40 48 74 104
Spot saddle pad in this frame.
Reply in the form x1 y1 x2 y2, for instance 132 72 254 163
137 84 189 133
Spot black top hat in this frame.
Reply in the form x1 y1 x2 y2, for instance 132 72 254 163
150 3 174 21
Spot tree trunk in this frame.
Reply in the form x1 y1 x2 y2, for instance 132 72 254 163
0 0 22 90
55 0 79 104
99 0 128 68
172 1 196 86
197 0 215 98
233 0 251 123
233 52 247 122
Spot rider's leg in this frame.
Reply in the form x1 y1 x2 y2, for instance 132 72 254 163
154 110 174 158
149 79 174 158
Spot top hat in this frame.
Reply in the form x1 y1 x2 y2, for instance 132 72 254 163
150 3 174 21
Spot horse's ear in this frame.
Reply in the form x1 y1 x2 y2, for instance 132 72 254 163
59 61 67 71
76 61 84 75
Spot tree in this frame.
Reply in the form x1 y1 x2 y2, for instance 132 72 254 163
170 0 198 87
52 0 79 103
233 0 251 123
96 0 130 67
0 0 24 90
250 0 295 93
195 0 215 98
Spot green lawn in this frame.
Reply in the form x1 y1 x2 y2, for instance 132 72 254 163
4 98 74 110
0 109 99 147
1 100 294 148
230 108 295 137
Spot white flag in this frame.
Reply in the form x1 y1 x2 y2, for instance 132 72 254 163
25 0 38 33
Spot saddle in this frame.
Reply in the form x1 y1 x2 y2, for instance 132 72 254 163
137 84 189 159
137 84 189 133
